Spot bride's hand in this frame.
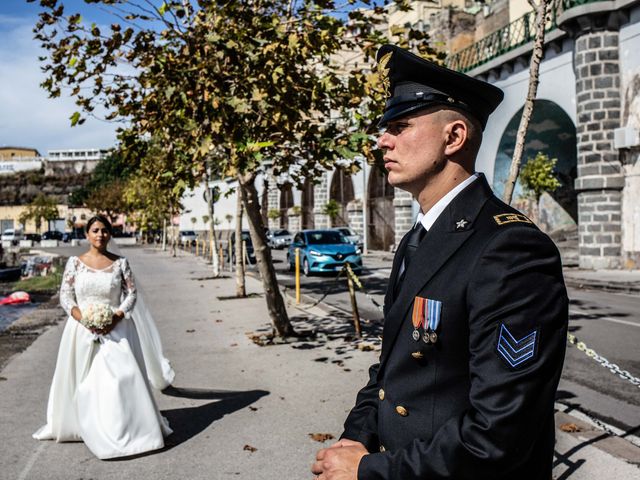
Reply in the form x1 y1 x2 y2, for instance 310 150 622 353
99 311 125 335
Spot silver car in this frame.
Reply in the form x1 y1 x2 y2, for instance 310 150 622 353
269 229 293 249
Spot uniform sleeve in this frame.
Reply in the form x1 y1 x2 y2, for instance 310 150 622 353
117 258 138 314
358 226 569 479
341 362 381 451
59 257 78 317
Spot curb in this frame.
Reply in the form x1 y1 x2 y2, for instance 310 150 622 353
564 278 640 294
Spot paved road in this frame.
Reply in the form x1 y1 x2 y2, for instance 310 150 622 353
270 249 640 435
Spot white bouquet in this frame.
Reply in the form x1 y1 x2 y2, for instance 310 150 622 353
81 303 114 331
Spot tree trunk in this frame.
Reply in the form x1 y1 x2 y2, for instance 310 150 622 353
237 172 294 337
235 190 246 297
204 172 220 276
503 0 549 205
171 208 177 258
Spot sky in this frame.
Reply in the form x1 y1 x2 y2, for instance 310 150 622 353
0 1 124 155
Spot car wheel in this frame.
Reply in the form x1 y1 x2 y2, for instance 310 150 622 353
303 257 311 277
287 253 294 272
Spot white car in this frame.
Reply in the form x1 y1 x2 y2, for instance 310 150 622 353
1 228 24 245
179 230 197 245
268 229 293 249
330 227 363 249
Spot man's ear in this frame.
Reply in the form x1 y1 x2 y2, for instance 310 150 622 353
443 120 468 157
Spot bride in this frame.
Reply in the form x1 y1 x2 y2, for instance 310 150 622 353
34 215 174 459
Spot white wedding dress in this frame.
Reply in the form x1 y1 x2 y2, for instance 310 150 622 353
33 256 174 459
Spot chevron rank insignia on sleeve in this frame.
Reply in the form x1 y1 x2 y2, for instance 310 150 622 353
496 324 538 368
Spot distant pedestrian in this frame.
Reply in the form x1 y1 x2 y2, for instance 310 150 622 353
34 214 175 459
312 45 568 480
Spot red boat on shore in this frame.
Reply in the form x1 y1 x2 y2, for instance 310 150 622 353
0 291 31 305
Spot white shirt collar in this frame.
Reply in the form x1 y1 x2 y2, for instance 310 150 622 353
416 174 478 231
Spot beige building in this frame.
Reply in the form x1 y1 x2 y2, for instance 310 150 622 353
0 147 41 159
0 204 93 235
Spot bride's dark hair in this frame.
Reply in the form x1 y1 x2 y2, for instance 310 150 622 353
85 215 113 234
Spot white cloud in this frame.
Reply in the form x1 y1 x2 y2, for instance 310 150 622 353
0 16 119 155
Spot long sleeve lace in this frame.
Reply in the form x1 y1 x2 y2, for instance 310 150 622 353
117 258 137 314
59 257 78 317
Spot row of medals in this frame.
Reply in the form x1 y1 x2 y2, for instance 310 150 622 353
413 327 438 344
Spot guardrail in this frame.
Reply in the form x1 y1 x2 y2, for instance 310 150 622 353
445 0 603 72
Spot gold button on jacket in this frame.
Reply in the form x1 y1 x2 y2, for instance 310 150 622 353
395 406 408 417
378 388 385 401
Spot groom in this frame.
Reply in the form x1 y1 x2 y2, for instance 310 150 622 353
312 45 569 480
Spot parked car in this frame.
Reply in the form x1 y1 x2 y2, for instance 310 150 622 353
287 229 362 276
229 230 257 265
179 230 197 245
62 229 86 243
24 233 42 243
1 228 24 245
330 227 363 249
42 230 64 241
268 229 293 249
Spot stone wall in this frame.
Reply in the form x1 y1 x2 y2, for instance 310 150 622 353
573 30 623 269
0 170 90 206
313 172 330 229
393 189 414 247
347 199 364 238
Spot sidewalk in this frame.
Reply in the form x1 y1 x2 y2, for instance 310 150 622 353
364 249 640 294
1 246 638 479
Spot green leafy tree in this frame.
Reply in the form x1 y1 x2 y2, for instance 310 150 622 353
31 0 438 336
520 152 561 202
22 194 60 233
323 199 341 225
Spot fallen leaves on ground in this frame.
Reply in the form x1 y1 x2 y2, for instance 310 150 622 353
560 423 581 433
186 329 195 333
243 444 258 452
247 331 275 346
309 433 335 443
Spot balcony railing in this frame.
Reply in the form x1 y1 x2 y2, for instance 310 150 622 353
445 2 566 73
445 0 610 72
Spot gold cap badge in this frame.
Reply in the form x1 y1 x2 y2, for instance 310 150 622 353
377 51 392 98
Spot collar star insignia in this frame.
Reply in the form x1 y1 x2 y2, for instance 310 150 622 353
456 219 468 230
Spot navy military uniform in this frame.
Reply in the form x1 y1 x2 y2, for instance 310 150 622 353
340 46 569 479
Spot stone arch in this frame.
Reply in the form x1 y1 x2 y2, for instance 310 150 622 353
301 178 315 230
368 160 395 250
279 183 294 229
329 169 354 227
492 99 578 234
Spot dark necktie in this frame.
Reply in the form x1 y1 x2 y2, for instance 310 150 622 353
394 223 426 297
403 223 426 272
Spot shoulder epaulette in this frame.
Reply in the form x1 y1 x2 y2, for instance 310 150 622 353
493 213 533 226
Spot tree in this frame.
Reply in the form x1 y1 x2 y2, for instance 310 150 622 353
235 190 246 298
22 194 60 233
31 0 436 336
324 199 341 226
520 153 560 202
503 0 551 204
84 180 128 224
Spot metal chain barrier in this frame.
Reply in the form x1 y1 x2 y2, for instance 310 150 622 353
567 333 640 388
289 267 347 310
344 264 384 313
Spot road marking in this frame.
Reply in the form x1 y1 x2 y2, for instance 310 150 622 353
570 309 640 328
18 442 45 480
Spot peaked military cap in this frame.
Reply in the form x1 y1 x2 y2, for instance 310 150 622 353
376 45 504 130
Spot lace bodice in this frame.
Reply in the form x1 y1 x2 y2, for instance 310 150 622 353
60 256 137 316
